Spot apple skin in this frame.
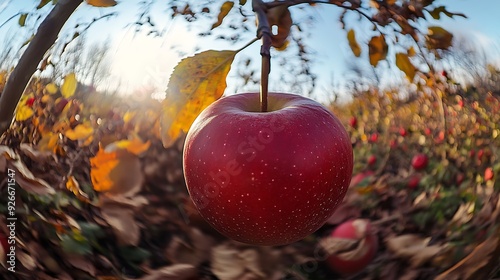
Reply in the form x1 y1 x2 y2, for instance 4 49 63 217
326 219 378 275
183 92 353 246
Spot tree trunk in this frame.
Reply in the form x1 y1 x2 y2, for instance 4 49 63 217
0 0 83 136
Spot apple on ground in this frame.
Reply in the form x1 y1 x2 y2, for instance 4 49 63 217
183 92 353 246
367 155 377 166
324 219 378 275
485 167 494 181
407 176 420 189
350 171 374 187
411 154 428 171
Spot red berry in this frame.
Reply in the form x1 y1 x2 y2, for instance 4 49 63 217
326 219 378 275
424 128 431 136
458 99 464 108
411 154 428 171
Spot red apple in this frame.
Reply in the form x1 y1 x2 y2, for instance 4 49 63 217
325 219 378 275
411 154 428 171
349 116 357 128
367 155 377 166
369 133 378 143
350 171 374 187
485 167 494 181
183 92 353 246
399 127 407 137
407 176 420 189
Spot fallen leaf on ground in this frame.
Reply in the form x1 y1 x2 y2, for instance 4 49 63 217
386 234 445 267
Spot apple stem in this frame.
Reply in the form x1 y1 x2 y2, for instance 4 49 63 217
253 0 271 112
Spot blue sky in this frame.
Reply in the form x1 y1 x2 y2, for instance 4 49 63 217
1 0 499 100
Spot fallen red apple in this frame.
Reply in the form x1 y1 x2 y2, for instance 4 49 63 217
411 153 428 171
349 116 357 128
367 155 377 166
183 92 353 246
350 171 374 187
485 167 494 181
407 176 420 189
325 219 378 275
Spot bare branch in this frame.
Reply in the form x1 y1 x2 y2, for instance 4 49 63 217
0 0 83 135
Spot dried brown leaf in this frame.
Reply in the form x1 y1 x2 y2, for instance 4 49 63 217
386 234 444 267
100 199 140 246
211 243 267 280
2 146 55 195
136 264 197 280
436 234 500 280
166 228 214 266
66 254 97 276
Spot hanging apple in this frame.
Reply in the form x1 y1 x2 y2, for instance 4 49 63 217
183 92 353 246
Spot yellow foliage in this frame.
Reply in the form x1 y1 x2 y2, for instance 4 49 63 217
45 83 58 94
160 50 236 147
65 123 94 141
61 73 78 98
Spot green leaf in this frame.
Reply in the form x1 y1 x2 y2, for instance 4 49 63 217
396 53 416 82
61 234 92 255
19 13 28 27
119 246 151 263
347 29 361 57
211 1 234 30
368 35 388 67
426 26 453 50
160 50 237 147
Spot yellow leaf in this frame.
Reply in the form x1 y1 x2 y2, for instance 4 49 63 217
90 147 118 192
368 35 388 67
61 73 77 98
347 29 361 57
45 83 58 94
426 26 453 50
86 0 117 7
65 123 94 140
19 13 28 27
160 50 237 147
66 176 85 197
407 46 416 57
112 138 150 155
396 53 416 82
123 111 136 124
90 147 143 195
211 1 234 29
15 95 35 121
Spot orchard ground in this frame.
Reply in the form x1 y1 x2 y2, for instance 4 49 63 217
0 68 499 279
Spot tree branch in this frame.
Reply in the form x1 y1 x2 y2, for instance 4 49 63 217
0 0 83 136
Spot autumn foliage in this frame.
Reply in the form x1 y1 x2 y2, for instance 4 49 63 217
0 63 499 279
